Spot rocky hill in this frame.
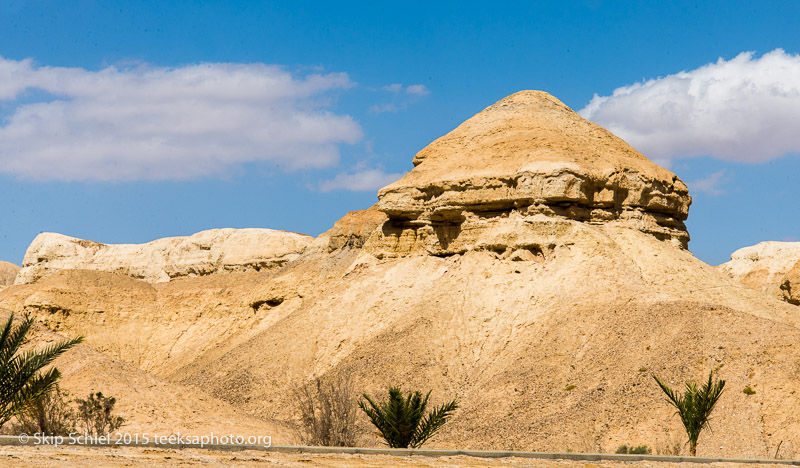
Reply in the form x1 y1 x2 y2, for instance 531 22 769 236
1 91 799 457
15 228 312 284
719 241 800 306
374 91 692 254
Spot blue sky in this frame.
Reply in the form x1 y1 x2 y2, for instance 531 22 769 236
0 1 798 266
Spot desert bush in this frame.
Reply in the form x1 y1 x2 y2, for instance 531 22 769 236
615 444 651 454
0 313 83 428
743 386 756 395
11 385 76 436
76 392 124 436
653 371 725 457
359 387 458 448
293 373 359 446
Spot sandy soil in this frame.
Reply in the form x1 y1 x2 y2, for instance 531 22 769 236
0 446 776 468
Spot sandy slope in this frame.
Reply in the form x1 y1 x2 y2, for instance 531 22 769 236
0 310 292 443
3 223 798 457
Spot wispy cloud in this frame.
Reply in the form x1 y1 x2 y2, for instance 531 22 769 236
318 168 403 192
382 83 403 93
0 57 362 181
405 84 430 96
688 170 728 196
368 103 400 114
370 83 430 114
580 49 800 163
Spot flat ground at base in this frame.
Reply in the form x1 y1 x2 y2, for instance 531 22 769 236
0 446 777 468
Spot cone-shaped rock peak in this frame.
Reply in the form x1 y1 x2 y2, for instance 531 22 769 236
374 90 692 254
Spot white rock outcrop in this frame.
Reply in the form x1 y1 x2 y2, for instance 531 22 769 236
15 229 313 284
719 241 800 305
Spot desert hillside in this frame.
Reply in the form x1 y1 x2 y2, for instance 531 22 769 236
0 310 292 441
1 91 799 458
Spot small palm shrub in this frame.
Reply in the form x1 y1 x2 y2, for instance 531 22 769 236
76 392 124 436
359 387 458 449
0 313 83 428
653 371 725 457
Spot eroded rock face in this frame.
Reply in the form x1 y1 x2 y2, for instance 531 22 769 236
15 229 313 284
719 242 800 305
368 91 691 257
324 205 388 252
0 261 20 288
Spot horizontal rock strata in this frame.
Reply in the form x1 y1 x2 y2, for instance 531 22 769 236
368 91 691 257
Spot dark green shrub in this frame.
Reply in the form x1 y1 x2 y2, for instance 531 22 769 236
616 444 651 454
359 387 458 448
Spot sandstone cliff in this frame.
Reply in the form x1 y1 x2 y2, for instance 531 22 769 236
15 229 313 284
719 241 800 306
370 91 691 258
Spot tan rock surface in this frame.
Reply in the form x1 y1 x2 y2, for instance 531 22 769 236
15 229 313 284
0 310 292 443
374 91 691 255
3 223 797 456
324 205 388 252
0 261 19 290
719 241 800 305
1 90 799 459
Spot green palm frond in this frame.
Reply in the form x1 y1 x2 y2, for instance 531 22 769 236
0 313 83 428
410 398 459 448
653 371 725 456
360 386 458 449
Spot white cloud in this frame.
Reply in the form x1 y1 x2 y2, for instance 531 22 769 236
318 168 403 192
580 49 800 163
379 83 428 95
0 57 362 181
405 84 430 96
382 83 403 93
688 170 728 196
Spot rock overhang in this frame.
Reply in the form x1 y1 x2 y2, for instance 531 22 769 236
371 90 692 255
